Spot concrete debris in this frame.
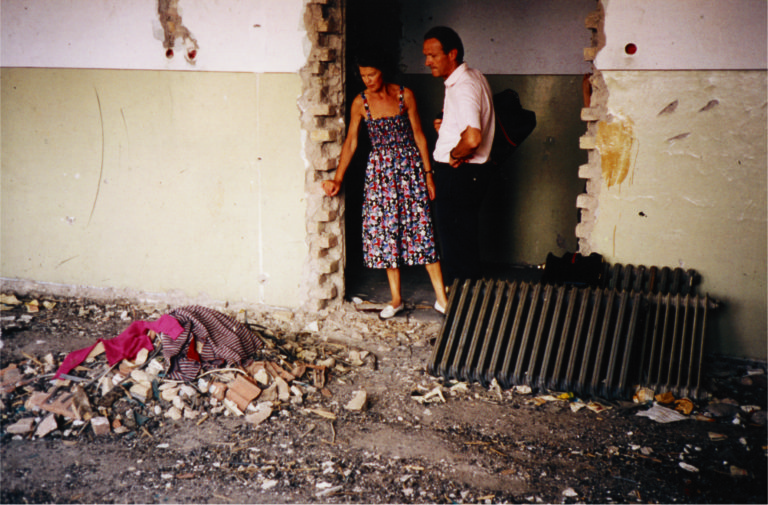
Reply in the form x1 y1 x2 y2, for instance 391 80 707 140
0 298 389 443
344 389 368 411
34 413 58 438
0 293 766 505
6 418 36 435
411 386 445 405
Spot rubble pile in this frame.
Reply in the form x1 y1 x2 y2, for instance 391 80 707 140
1 293 766 503
0 294 378 442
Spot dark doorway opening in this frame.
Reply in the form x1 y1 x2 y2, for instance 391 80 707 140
342 1 587 304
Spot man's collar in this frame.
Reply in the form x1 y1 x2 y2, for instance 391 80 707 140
444 62 468 87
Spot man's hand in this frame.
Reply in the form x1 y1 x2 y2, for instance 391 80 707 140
449 152 466 168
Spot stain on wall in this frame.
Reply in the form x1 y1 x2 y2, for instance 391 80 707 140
157 0 199 63
596 117 636 188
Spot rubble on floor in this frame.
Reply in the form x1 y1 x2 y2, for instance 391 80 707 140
1 293 767 504
1 293 765 444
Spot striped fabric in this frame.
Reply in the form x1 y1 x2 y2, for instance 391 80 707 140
162 305 264 381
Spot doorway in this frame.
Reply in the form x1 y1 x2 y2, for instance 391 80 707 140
342 0 591 304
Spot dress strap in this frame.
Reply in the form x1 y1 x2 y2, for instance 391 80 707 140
398 85 404 114
361 91 372 121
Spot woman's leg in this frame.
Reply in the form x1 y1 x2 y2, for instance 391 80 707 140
425 261 449 308
386 267 403 308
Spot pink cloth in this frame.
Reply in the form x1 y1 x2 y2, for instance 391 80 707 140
54 315 184 379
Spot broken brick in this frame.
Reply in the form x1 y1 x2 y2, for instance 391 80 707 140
226 388 253 412
209 382 228 401
130 383 151 403
245 361 266 376
91 416 111 436
290 363 307 380
0 364 22 394
229 375 261 401
35 413 58 438
265 361 295 382
6 418 36 435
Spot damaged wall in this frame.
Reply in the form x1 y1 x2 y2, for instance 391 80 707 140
579 0 767 358
1 1 309 308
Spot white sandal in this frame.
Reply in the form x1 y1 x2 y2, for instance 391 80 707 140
434 301 446 315
379 303 404 319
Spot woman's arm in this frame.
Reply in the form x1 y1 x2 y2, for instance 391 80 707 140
404 88 436 201
322 96 364 197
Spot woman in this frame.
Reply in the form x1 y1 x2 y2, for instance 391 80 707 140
322 56 448 319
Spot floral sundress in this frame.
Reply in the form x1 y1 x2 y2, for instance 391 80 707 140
361 86 438 269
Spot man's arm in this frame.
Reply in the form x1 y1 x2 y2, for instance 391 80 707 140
448 126 483 167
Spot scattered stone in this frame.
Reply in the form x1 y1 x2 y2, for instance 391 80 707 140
6 418 36 435
254 368 271 386
274 376 291 402
245 402 273 425
34 413 58 438
678 462 699 472
344 390 368 411
130 383 151 403
165 406 183 421
706 401 739 419
91 416 111 436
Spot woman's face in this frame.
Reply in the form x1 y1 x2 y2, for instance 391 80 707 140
359 66 383 92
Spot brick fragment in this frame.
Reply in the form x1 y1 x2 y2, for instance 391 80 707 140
228 375 262 405
35 413 58 438
209 382 228 401
91 416 111 436
6 418 36 435
265 362 295 382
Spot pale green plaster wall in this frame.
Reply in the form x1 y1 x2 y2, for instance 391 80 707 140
1 68 306 308
590 70 767 358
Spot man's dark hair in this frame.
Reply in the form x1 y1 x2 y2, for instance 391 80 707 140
424 26 464 64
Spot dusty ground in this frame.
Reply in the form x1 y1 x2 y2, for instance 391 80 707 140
0 294 766 504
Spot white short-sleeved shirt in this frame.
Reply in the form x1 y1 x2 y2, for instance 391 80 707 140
434 63 495 164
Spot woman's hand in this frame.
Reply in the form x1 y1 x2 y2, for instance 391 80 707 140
426 173 436 201
322 180 341 197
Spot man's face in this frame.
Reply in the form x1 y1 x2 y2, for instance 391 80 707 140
423 38 456 79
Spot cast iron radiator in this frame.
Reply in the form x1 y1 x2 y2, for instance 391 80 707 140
427 278 717 401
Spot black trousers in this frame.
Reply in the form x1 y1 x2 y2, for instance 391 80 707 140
432 161 493 285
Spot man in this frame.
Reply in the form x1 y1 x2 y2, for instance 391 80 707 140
423 26 495 284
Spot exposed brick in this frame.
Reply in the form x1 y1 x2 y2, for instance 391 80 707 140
313 283 337 300
317 258 339 274
316 234 338 249
581 107 601 121
579 134 597 150
310 104 335 116
576 194 597 210
578 163 601 179
316 48 335 62
314 208 337 223
310 129 337 143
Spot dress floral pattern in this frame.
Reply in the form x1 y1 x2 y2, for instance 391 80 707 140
361 87 438 269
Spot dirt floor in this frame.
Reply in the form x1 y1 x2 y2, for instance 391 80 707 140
1 293 766 504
